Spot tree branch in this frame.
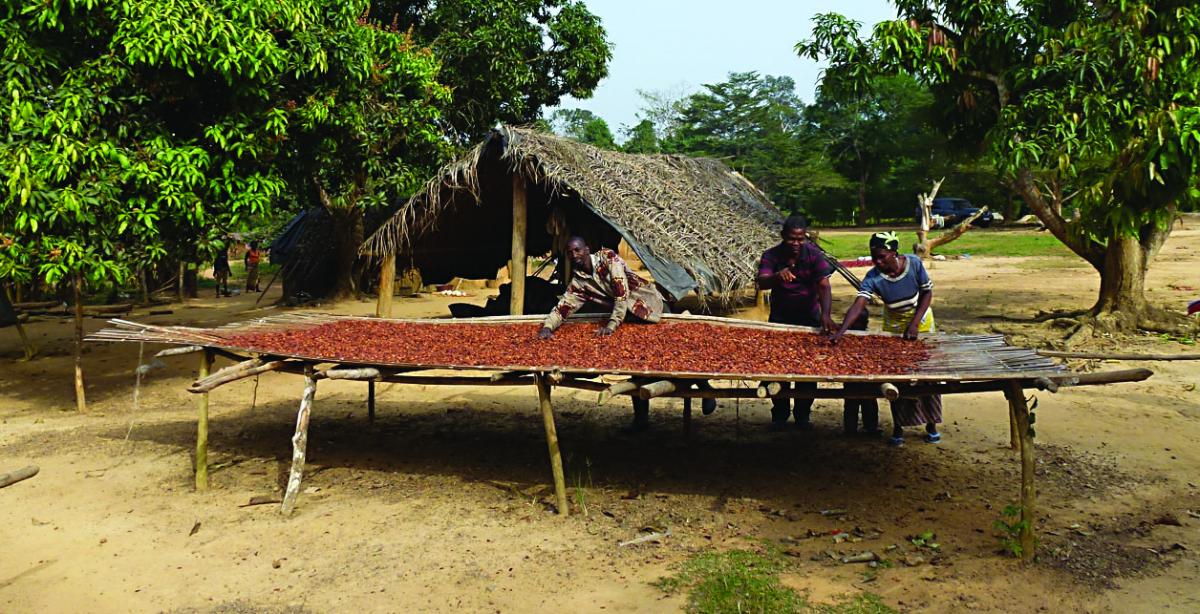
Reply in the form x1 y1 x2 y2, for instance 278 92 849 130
1139 202 1177 270
966 70 1009 109
1014 169 1104 268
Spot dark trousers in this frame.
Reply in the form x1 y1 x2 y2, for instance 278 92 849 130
632 397 649 424
767 310 822 425
772 382 815 424
843 389 880 434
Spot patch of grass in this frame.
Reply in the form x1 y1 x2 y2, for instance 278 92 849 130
654 549 806 613
816 229 1073 258
1158 332 1197 346
814 593 897 614
654 548 896 614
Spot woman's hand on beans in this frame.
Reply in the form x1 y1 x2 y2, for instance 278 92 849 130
903 322 921 340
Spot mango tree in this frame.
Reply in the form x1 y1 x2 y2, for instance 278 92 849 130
802 2 1200 332
0 0 357 409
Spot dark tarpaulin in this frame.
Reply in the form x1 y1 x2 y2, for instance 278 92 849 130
575 199 701 302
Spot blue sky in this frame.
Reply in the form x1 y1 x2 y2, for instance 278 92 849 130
555 0 897 139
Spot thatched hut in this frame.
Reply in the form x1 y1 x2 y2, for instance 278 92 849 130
362 125 785 316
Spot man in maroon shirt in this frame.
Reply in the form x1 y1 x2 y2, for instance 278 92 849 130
756 215 836 430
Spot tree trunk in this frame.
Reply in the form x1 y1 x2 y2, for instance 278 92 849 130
914 178 944 258
328 206 364 299
1091 235 1148 329
856 170 869 226
177 261 185 303
73 271 87 413
183 266 198 299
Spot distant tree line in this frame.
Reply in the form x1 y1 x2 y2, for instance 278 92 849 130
548 71 1013 225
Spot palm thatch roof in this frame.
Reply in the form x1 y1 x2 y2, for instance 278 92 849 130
362 125 785 302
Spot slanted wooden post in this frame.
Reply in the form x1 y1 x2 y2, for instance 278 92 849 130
1006 380 1036 562
1008 401 1020 450
510 173 527 316
195 349 213 490
281 366 318 515
535 373 568 517
376 253 396 318
367 380 376 423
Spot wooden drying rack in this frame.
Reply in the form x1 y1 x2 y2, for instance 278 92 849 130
90 313 1152 563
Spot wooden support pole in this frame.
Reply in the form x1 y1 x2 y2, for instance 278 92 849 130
195 349 213 491
368 380 376 423
1034 377 1059 393
376 253 396 318
190 359 289 393
0 465 39 489
510 173 528 316
755 382 782 398
682 399 693 440
1008 401 1020 451
320 367 382 381
1007 380 1036 563
1003 382 1021 451
155 345 205 358
73 271 87 413
535 374 568 517
880 383 900 401
555 377 608 392
281 367 318 515
600 380 641 404
637 380 678 400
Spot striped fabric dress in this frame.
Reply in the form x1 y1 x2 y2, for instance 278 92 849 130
858 254 942 427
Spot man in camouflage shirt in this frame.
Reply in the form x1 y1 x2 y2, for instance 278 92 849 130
539 237 663 337
539 237 713 430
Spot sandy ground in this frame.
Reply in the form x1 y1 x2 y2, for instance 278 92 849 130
1 222 1198 613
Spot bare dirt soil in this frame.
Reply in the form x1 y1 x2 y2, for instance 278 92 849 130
1 222 1198 613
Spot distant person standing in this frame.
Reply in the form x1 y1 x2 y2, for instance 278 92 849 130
244 241 262 292
213 246 232 297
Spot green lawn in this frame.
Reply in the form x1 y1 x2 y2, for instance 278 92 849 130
815 228 1074 259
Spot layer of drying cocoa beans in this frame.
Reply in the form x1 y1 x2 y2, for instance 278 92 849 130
221 320 928 376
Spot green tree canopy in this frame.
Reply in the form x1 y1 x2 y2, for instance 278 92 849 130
652 72 846 215
804 74 945 224
549 108 617 149
375 0 612 143
801 2 1200 332
621 120 660 154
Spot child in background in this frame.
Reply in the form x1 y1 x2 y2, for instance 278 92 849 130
244 241 262 292
213 247 231 297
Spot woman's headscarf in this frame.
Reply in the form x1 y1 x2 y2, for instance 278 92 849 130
869 231 900 252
